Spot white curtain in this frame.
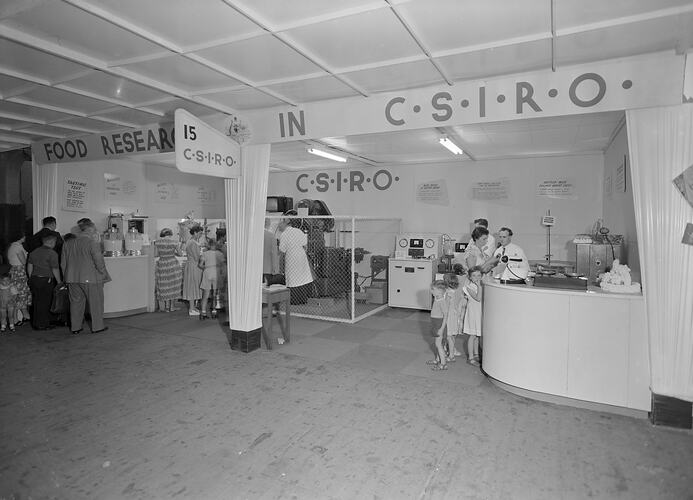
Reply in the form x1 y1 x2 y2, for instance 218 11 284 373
31 158 58 232
627 104 693 402
225 144 270 331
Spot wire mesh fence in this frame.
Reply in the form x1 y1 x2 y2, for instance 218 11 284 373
266 216 401 323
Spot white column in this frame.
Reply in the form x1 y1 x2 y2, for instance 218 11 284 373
225 144 270 332
627 103 693 402
31 157 58 232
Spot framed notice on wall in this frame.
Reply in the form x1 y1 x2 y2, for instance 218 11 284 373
615 155 627 193
62 176 88 212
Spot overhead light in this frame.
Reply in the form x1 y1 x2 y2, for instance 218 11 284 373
307 148 347 162
439 137 464 155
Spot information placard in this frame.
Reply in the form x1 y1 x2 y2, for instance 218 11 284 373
62 177 88 212
174 109 241 178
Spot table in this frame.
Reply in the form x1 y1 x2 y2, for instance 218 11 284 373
261 287 291 350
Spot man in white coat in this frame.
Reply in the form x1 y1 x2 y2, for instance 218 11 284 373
277 215 314 304
492 227 529 282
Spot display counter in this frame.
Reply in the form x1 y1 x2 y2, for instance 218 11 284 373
104 255 154 317
483 280 650 415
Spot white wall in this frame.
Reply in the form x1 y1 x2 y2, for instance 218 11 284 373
603 123 640 281
268 154 605 262
53 159 225 238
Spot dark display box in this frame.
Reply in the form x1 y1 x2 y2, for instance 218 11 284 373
532 275 588 291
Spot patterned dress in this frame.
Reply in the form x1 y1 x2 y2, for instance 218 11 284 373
7 241 31 310
182 238 203 302
154 238 182 301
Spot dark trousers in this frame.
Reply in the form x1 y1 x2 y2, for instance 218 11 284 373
289 281 314 305
29 276 56 329
68 282 105 332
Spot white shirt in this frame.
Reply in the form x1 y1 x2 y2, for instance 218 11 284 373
7 241 27 266
493 242 529 280
278 226 313 287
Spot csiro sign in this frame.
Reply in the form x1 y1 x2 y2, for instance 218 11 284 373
296 169 399 193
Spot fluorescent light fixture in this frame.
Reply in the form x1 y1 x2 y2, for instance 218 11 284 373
307 148 347 162
439 137 464 155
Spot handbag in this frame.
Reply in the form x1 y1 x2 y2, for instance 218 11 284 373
50 283 69 314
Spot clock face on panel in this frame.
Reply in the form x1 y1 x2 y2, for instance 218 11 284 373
425 239 435 248
398 238 408 248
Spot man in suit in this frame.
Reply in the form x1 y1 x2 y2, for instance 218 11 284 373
28 216 63 257
61 218 111 334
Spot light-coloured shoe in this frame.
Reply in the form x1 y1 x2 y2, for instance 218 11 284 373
188 309 200 316
453 350 463 357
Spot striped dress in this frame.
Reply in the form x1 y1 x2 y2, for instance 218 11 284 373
154 238 182 301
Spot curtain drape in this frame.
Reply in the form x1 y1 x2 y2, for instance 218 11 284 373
225 144 270 331
627 104 693 402
31 158 58 232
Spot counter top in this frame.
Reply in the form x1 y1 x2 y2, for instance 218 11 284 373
104 254 149 260
484 278 642 299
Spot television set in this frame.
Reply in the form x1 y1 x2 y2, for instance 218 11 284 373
266 196 293 213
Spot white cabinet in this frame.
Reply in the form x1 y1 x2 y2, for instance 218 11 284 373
388 259 434 310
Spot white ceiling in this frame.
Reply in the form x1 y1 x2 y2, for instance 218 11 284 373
0 0 691 170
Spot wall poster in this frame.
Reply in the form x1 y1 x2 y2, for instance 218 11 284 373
615 155 627 193
62 176 88 212
196 186 218 205
153 182 181 203
536 178 577 199
104 172 138 201
471 178 509 201
416 179 449 206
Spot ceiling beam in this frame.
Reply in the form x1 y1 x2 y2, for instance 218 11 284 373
65 0 298 106
555 3 693 37
220 0 370 99
385 0 452 86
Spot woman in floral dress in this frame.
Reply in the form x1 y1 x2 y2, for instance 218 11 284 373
182 225 205 316
6 231 31 326
154 228 182 312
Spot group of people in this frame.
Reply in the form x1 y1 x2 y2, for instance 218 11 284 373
156 224 227 319
0 216 111 335
427 218 530 371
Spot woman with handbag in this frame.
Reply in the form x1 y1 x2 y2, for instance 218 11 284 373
27 232 62 330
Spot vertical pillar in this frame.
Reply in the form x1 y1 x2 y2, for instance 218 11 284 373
225 144 270 351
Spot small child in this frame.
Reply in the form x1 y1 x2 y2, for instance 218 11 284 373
427 280 449 371
463 266 483 366
444 273 467 361
198 241 226 319
0 265 18 333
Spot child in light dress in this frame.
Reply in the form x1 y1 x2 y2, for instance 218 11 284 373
444 273 467 362
463 266 483 366
0 265 18 333
427 280 449 371
198 241 226 319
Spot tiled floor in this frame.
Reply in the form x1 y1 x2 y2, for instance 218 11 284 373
1 307 692 499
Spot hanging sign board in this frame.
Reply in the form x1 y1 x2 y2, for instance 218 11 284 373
238 52 685 144
174 109 241 178
33 123 175 164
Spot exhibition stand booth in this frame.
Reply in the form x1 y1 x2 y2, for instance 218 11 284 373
31 51 693 423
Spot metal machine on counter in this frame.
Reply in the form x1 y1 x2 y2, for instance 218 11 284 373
105 211 149 256
574 227 624 284
388 233 440 310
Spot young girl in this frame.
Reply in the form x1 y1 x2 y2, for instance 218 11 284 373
463 266 483 366
427 280 449 371
0 265 18 333
444 273 467 361
198 241 226 320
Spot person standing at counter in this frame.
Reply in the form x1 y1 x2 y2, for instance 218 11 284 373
27 233 61 330
467 218 496 256
6 231 31 327
27 216 63 259
463 227 497 274
182 224 205 316
154 228 183 313
492 227 530 282
263 218 279 284
277 214 314 305
62 218 111 334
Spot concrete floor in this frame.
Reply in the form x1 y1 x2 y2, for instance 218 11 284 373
1 307 692 500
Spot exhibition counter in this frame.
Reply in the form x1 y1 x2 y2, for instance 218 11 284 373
483 280 650 415
104 255 154 317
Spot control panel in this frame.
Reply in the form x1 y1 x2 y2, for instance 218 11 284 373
395 233 440 259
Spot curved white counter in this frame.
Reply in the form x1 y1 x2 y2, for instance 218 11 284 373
104 255 154 317
483 280 650 414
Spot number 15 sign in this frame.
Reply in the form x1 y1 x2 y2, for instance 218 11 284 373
174 109 241 178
